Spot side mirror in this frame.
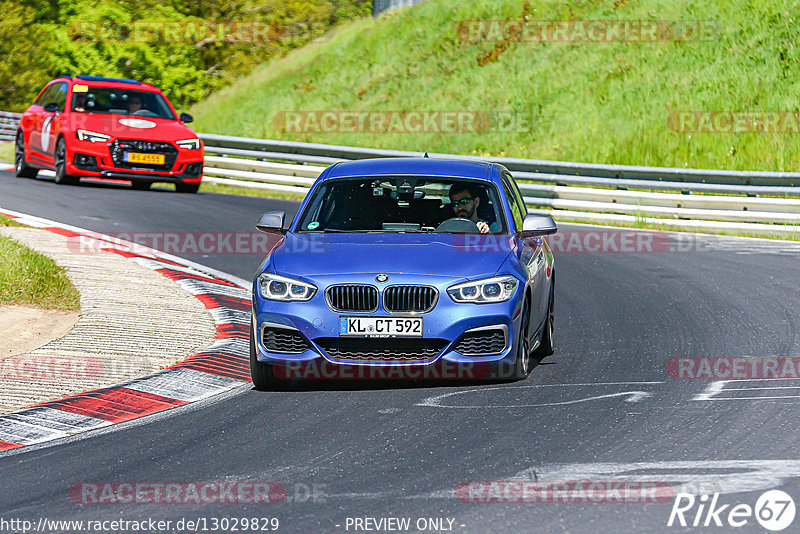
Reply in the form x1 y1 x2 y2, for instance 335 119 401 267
43 102 59 113
256 211 286 234
519 214 557 238
180 112 193 123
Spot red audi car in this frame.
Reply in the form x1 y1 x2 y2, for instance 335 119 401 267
14 75 204 193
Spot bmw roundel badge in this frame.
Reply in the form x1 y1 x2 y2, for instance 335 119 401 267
376 274 389 283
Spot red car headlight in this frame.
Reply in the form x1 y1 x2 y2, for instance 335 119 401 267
176 138 201 150
76 130 111 143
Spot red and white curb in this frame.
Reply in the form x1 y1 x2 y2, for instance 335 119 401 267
0 208 253 452
0 163 13 172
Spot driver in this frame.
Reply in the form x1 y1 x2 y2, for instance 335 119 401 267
126 95 144 115
448 184 497 234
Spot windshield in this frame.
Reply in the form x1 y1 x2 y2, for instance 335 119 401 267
71 87 176 119
295 177 508 233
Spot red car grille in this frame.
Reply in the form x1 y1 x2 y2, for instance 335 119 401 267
110 139 178 171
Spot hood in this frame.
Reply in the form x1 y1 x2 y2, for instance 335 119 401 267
64 113 197 141
272 232 514 280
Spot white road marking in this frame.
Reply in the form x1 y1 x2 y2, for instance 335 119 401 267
694 379 800 401
416 382 662 409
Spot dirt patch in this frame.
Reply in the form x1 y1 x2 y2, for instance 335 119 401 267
0 305 80 358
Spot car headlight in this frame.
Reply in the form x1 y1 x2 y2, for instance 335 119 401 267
76 130 110 142
176 138 201 150
447 275 519 303
259 273 317 302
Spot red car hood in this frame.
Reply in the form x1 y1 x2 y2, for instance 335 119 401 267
65 113 198 141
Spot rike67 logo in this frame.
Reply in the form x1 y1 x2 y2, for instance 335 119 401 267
668 490 796 531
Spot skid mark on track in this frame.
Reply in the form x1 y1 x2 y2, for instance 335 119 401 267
416 381 663 409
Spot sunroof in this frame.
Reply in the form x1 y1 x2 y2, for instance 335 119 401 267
75 76 142 85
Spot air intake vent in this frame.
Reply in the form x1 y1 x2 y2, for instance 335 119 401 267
315 337 447 362
326 285 379 312
383 285 437 313
262 326 309 354
454 328 507 355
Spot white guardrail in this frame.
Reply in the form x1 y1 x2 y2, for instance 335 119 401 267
198 133 800 236
0 112 22 142
3 112 800 235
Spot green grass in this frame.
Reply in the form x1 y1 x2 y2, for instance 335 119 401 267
198 181 306 200
0 214 24 227
191 0 800 172
0 141 13 164
0 216 81 310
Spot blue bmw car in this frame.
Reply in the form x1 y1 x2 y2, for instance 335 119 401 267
250 158 557 388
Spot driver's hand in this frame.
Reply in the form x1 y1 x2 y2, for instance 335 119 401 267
477 221 490 234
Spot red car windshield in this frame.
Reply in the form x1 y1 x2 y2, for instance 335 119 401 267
71 87 176 120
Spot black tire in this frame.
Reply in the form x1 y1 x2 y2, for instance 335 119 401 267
176 182 200 194
533 278 555 359
14 133 38 178
53 138 79 185
131 181 151 191
250 322 281 390
510 298 532 380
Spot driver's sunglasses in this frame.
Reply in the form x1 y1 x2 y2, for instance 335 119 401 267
452 198 474 207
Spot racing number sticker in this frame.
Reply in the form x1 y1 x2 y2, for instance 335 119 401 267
41 116 54 153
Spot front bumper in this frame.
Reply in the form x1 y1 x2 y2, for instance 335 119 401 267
252 274 525 377
66 139 204 183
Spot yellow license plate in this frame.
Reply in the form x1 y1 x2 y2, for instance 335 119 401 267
124 152 165 165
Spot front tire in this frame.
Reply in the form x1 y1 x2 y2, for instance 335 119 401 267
14 133 38 178
53 138 79 185
510 298 532 380
250 322 282 390
176 182 200 194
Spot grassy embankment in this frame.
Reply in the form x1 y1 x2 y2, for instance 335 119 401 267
191 0 800 171
185 0 800 238
0 215 80 310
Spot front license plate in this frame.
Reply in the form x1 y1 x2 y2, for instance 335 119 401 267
339 317 422 337
124 152 165 165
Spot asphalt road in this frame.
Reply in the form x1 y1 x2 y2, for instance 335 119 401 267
3 171 800 533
